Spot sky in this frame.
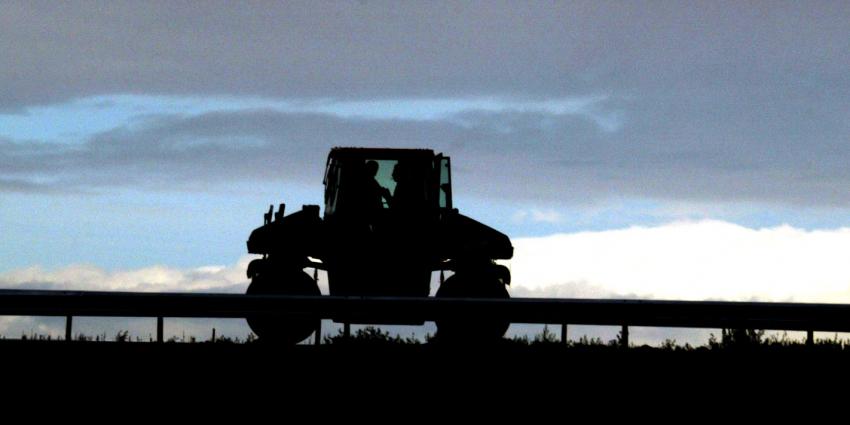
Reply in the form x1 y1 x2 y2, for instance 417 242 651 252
2 1 850 344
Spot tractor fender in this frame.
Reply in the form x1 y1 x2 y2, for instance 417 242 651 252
440 211 514 261
246 205 322 256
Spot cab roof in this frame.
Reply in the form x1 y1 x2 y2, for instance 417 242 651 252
328 147 437 161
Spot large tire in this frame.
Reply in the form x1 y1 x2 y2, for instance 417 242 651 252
434 271 510 343
246 269 321 344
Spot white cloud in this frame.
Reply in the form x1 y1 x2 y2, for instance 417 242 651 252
0 256 256 293
508 220 850 303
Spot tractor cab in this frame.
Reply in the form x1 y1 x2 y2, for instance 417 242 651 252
322 147 452 222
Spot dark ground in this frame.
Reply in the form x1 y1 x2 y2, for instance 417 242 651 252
3 338 845 377
2 339 842 410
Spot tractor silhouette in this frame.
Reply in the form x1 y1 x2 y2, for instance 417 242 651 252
245 147 513 343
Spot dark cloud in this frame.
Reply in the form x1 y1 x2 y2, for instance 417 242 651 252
0 178 54 193
2 2 848 108
0 110 515 190
4 104 850 206
3 2 850 206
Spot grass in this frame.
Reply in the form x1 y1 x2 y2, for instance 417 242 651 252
5 325 850 352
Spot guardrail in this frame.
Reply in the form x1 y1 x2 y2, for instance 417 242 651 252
2 289 849 345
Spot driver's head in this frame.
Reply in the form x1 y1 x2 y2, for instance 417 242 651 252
365 160 379 177
392 161 405 182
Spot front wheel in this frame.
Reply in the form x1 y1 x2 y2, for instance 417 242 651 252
434 270 510 343
246 269 321 344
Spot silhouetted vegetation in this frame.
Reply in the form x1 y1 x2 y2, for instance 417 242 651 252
4 326 850 352
323 327 421 345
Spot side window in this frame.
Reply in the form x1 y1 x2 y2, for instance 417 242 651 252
438 156 452 209
323 161 340 216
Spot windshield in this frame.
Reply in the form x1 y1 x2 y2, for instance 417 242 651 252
324 157 432 217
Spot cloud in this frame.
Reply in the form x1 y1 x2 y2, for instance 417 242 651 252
5 103 850 207
0 177 54 193
3 3 850 207
0 256 254 293
3 2 849 109
508 220 850 303
0 108 607 195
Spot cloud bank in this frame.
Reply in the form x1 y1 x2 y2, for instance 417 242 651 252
510 220 850 303
4 220 850 303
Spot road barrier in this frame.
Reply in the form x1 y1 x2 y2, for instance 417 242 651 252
1 289 847 345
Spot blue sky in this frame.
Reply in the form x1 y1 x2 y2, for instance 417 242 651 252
3 1 850 343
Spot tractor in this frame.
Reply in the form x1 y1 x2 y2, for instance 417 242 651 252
244 147 513 343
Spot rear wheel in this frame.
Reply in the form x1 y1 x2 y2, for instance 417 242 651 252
246 269 321 344
434 269 510 343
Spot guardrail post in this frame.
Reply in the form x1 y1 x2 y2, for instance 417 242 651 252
157 317 164 343
807 330 814 347
314 322 321 346
621 325 629 349
65 316 72 342
561 323 568 345
344 322 351 339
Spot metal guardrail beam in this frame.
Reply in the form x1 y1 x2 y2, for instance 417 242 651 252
2 289 850 333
